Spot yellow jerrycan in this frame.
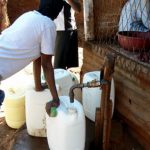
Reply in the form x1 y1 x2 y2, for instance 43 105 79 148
4 87 25 129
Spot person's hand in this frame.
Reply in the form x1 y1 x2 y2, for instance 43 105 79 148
45 99 60 116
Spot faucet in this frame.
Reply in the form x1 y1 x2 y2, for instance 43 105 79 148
69 80 101 103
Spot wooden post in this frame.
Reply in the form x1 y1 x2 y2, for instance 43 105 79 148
98 53 116 150
83 0 94 41
95 108 101 149
103 100 113 150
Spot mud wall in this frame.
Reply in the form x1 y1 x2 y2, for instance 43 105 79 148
7 0 39 24
0 0 9 32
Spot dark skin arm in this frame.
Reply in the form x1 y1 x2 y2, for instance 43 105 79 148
66 0 81 13
33 54 59 115
33 57 42 91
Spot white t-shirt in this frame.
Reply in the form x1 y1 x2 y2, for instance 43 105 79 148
119 0 150 31
0 11 56 80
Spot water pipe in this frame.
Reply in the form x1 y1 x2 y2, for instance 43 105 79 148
69 80 101 103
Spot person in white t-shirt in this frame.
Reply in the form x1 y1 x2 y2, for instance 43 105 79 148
0 0 63 109
119 0 150 32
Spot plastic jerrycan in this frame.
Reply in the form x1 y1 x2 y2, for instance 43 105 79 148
46 96 85 150
3 87 25 129
25 85 60 137
54 69 79 96
82 71 115 122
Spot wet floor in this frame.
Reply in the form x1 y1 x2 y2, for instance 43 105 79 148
12 129 49 150
11 117 143 150
12 118 94 150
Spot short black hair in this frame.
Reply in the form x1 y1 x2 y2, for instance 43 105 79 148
38 0 64 20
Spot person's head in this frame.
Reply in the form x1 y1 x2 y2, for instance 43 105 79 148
38 0 64 20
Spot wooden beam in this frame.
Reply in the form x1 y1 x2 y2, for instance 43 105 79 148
95 108 101 149
100 53 116 150
83 0 94 41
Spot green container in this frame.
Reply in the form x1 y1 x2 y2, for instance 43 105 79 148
50 107 57 117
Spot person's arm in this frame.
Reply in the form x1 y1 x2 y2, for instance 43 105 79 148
33 57 42 91
41 53 60 114
41 54 58 100
66 0 81 13
39 21 58 114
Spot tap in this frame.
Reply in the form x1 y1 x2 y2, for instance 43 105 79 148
69 80 101 103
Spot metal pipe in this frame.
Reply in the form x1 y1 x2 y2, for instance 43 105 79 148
69 80 101 103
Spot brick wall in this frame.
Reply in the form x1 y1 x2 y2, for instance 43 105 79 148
93 0 126 40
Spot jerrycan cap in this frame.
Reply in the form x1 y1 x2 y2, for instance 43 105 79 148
50 107 57 117
67 107 77 114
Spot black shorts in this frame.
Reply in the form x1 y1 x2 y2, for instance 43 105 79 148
54 30 79 69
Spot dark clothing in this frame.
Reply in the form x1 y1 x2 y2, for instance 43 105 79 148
54 30 78 69
64 2 72 30
38 0 63 20
54 1 79 69
0 90 5 106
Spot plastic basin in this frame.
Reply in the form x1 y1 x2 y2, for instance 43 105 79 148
117 31 150 52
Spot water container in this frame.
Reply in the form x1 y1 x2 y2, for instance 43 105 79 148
3 87 25 129
54 69 78 96
25 85 60 137
82 71 115 122
46 96 85 150
68 68 82 103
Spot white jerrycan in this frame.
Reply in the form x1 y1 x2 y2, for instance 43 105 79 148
54 69 78 96
46 96 85 150
25 85 60 137
82 71 115 122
